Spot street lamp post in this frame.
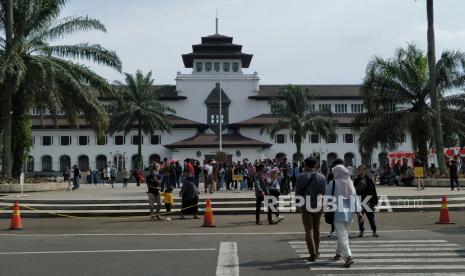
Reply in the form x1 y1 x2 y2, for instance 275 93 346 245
219 68 223 152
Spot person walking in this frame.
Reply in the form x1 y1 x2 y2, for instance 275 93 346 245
146 165 162 220
122 167 130 188
194 161 201 188
354 165 379 238
326 164 358 268
295 157 327 262
205 160 213 194
67 167 74 191
110 165 117 188
175 161 183 188
267 168 284 224
449 159 460 191
103 165 110 186
254 164 267 225
132 167 141 187
63 167 70 182
326 159 345 238
72 164 80 190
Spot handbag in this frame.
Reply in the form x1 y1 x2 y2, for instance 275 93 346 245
324 180 336 225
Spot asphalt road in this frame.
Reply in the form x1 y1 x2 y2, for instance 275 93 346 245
0 212 464 276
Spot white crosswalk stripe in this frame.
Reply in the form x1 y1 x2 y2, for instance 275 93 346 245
289 239 465 275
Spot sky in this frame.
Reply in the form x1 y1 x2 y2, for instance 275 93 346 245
59 0 465 85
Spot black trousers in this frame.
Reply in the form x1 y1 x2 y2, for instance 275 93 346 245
358 209 377 232
165 203 172 214
450 177 459 189
256 196 264 222
181 197 198 216
267 190 280 222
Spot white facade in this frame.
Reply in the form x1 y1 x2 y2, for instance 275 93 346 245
27 31 414 173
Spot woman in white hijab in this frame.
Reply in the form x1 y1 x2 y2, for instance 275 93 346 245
326 164 358 268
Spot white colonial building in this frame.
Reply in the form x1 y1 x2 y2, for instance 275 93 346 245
27 30 414 174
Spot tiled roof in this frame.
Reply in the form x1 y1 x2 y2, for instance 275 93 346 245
205 83 231 104
96 85 187 101
30 114 205 129
250 85 362 100
231 114 356 127
164 132 272 149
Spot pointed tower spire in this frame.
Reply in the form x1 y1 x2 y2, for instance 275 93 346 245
215 10 219 34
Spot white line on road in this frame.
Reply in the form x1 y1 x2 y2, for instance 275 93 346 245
291 243 460 248
0 248 217 255
301 252 465 258
216 242 239 276
297 247 462 253
303 258 465 264
309 264 465 271
290 240 448 244
317 273 465 276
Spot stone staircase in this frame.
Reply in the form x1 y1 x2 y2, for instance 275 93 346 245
1 193 464 218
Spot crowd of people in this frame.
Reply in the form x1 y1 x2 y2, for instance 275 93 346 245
377 158 462 191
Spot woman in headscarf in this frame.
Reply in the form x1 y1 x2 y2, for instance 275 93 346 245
326 164 358 268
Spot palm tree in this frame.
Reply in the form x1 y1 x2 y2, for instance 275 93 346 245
354 44 465 163
0 0 15 177
426 0 447 175
108 71 175 169
0 0 122 177
261 85 336 163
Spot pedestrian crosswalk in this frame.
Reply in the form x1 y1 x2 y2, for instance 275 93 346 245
289 239 465 275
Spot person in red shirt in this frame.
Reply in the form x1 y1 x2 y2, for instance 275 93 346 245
184 158 195 177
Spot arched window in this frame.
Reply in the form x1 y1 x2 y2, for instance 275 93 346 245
27 156 34 173
131 155 142 170
59 155 71 172
42 155 53 172
78 155 89 171
95 155 108 171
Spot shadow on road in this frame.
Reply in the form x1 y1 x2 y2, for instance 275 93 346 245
240 258 307 271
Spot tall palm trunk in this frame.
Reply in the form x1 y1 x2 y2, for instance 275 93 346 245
137 117 142 169
294 133 303 164
1 0 14 178
11 95 28 178
418 140 429 166
427 0 447 175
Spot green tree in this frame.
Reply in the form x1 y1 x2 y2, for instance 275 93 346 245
108 71 175 169
261 85 336 163
354 44 465 163
0 0 121 177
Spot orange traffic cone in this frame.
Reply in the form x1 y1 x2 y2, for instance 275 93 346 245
10 202 23 230
202 199 216 227
436 195 454 224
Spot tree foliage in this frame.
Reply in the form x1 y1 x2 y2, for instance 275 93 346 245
354 44 465 162
261 85 336 162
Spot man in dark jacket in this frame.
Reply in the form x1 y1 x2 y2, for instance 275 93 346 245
146 167 162 220
254 164 267 225
449 160 460 191
354 164 379 237
295 157 327 262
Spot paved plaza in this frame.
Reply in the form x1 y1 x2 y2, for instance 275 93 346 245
0 212 464 276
